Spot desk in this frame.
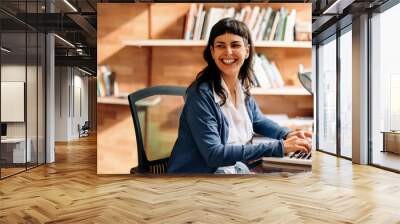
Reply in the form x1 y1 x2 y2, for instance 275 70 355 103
250 159 311 174
381 131 400 154
1 138 31 164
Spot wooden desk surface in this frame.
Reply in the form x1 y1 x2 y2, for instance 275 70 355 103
0 135 399 223
1 137 26 143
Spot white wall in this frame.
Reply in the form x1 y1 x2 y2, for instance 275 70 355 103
55 67 89 141
1 65 33 138
55 66 70 141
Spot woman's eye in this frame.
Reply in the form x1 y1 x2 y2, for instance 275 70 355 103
216 45 224 48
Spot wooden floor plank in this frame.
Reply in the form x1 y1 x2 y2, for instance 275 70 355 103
0 135 400 223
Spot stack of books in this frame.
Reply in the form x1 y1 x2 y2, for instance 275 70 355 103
97 65 119 97
252 54 285 89
183 4 311 42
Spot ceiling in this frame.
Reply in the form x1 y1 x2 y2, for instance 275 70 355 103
1 0 393 74
0 0 97 74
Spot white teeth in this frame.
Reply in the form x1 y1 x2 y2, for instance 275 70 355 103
222 59 235 64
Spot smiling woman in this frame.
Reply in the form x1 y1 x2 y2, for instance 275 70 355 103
167 18 312 174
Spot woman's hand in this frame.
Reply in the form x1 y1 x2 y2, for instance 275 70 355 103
283 135 312 154
286 130 312 140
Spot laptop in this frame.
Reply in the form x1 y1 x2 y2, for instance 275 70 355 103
252 136 312 167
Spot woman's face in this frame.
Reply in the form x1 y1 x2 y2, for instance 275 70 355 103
210 33 250 79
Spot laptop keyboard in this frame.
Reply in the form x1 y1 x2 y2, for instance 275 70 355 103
262 151 312 166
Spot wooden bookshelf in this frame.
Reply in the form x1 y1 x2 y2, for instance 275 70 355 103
250 87 310 96
97 96 162 106
97 96 129 105
98 87 310 106
123 39 312 48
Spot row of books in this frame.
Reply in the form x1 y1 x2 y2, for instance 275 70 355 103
183 4 311 42
97 65 119 97
253 54 284 88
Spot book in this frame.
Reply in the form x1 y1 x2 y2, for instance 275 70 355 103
257 7 272 40
192 4 203 40
202 7 225 40
270 61 285 88
183 4 197 40
284 9 296 41
193 4 205 40
258 54 277 88
274 8 287 41
269 11 280 41
253 55 272 88
263 10 275 40
248 6 260 32
252 7 266 40
99 65 117 96
243 6 252 27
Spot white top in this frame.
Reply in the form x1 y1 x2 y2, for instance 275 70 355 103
213 79 253 145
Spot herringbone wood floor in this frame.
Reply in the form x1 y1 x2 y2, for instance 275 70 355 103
1 135 400 223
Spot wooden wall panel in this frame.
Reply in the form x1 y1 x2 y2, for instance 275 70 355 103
254 95 313 118
98 3 149 61
98 3 150 92
97 4 151 174
97 104 137 174
151 47 206 86
150 4 190 39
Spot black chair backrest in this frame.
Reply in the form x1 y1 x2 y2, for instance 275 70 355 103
128 85 186 174
82 121 90 130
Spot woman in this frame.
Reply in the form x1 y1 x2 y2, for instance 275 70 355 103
167 18 311 174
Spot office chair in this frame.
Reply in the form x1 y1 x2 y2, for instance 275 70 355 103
297 65 313 95
79 121 90 138
128 85 186 174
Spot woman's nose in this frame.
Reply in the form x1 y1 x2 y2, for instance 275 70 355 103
225 46 233 54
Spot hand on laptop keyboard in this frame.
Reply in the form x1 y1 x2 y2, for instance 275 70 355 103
288 150 312 160
283 135 312 154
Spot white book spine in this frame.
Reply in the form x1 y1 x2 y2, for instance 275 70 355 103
253 55 272 88
194 10 205 40
284 9 296 42
270 62 285 87
238 8 246 22
260 56 277 88
248 6 260 31
252 8 266 40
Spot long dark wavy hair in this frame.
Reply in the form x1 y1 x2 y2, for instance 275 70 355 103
188 17 256 106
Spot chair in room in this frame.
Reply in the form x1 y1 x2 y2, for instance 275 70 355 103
128 85 186 174
78 121 90 138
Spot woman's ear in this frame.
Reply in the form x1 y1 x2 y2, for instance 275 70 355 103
210 46 214 59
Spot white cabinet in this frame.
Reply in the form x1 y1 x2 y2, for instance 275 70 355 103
1 138 32 163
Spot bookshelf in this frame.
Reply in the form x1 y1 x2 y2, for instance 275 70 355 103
122 39 312 48
97 96 129 105
97 3 313 173
251 87 310 96
98 86 310 106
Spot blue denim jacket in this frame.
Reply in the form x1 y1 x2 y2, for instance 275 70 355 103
167 82 292 173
